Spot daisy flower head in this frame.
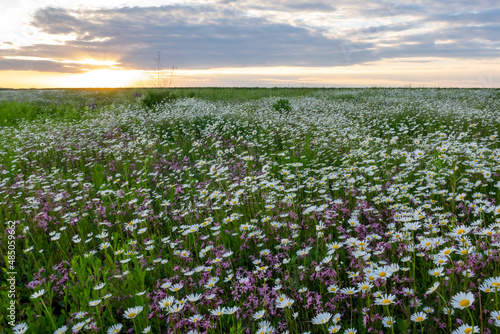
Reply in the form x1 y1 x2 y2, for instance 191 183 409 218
253 310 266 320
186 293 203 302
160 281 172 289
257 320 275 334
374 293 396 306
255 327 267 334
211 307 225 316
451 292 475 310
328 324 341 333
159 296 176 309
166 303 184 314
223 306 240 314
143 326 152 333
373 265 393 280
425 281 440 295
123 306 143 319
411 312 427 322
443 307 455 316
89 299 101 307
490 310 500 322
188 314 203 323
344 328 357 334
13 323 29 334
169 283 183 292
403 288 414 296
382 316 395 328
327 284 339 293
94 283 106 290
107 323 123 334
357 281 374 292
485 276 500 290
480 281 494 293
423 306 434 314
30 288 46 299
276 297 295 309
72 322 86 333
54 325 68 334
452 324 479 334
428 267 444 277
340 287 358 295
312 312 332 325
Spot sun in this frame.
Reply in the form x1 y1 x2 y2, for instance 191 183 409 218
67 69 142 88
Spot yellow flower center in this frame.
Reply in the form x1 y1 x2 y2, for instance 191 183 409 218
459 300 470 307
464 328 473 334
387 320 392 325
379 272 386 277
416 317 423 321
492 282 500 287
457 229 465 234
129 312 136 317
382 299 391 305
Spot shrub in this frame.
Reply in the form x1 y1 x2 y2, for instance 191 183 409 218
142 89 176 109
272 98 292 114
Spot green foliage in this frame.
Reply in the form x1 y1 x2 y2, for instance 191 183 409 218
272 98 292 113
229 322 244 334
141 89 177 109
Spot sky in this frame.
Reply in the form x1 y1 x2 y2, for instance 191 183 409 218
0 0 499 88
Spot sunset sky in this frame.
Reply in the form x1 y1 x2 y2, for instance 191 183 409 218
1 0 499 88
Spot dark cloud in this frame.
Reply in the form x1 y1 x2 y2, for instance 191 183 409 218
32 7 82 35
3 5 375 72
0 59 82 73
0 57 122 73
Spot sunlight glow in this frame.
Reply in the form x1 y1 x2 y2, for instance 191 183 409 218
63 69 143 88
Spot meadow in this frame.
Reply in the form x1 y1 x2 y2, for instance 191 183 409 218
1 87 500 334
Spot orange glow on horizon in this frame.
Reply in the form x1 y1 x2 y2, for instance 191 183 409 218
0 57 499 88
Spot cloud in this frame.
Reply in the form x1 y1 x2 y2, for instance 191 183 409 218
0 1 499 73
0 58 82 72
2 5 371 72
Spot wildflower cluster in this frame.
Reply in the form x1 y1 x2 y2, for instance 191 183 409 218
1 88 500 334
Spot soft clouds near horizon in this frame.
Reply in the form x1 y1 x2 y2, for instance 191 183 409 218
0 0 499 87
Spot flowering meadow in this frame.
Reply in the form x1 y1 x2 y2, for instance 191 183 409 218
2 88 500 334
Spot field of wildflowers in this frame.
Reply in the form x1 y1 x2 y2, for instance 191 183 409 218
1 88 500 334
